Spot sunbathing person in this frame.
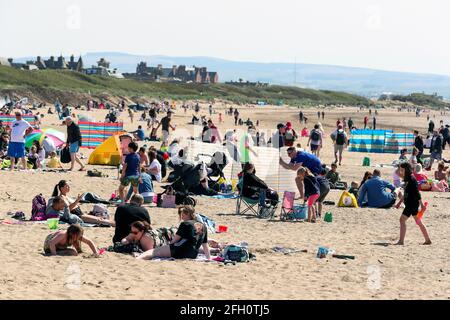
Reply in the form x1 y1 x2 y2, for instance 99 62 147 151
120 221 156 252
137 218 211 261
238 163 279 206
435 161 448 181
44 224 99 256
52 180 115 226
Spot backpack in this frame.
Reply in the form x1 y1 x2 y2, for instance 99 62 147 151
31 194 47 221
311 130 320 141
285 129 295 142
335 131 346 145
223 245 250 263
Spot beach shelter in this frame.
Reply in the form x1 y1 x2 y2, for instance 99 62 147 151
88 134 132 166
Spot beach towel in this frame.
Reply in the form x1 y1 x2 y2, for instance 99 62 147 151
202 194 238 199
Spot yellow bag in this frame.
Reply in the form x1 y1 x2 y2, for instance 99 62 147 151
338 191 358 208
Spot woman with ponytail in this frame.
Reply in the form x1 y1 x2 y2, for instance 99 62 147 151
51 180 115 227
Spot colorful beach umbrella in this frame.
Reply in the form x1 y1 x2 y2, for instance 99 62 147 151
25 128 66 148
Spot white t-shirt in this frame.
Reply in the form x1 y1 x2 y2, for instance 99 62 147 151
43 137 56 153
10 119 31 143
149 159 162 182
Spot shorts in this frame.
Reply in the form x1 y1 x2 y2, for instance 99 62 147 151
69 141 80 154
7 142 26 158
402 204 419 218
334 144 345 155
310 144 319 151
162 130 170 143
170 243 198 259
121 175 140 187
317 185 330 203
431 152 442 160
307 194 320 207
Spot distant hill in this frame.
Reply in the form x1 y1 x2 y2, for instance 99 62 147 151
79 52 450 99
13 52 450 99
0 66 370 106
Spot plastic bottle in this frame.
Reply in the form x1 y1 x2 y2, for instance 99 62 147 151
416 202 428 220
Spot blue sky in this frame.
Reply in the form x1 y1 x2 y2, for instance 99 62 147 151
1 0 449 76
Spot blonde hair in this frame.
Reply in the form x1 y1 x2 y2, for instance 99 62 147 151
297 166 314 177
178 205 196 221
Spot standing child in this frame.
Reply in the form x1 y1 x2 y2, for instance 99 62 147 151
118 142 141 201
394 162 431 245
218 113 223 123
295 167 320 223
44 224 99 256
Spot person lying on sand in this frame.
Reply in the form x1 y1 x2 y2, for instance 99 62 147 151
44 224 99 256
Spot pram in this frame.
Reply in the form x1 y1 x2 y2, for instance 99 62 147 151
195 151 228 190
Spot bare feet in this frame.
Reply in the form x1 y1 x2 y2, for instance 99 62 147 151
423 240 432 245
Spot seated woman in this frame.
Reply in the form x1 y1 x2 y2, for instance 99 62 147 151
137 218 211 260
238 163 279 206
126 169 154 204
33 140 45 167
146 150 162 182
120 221 156 252
435 161 448 181
52 180 115 226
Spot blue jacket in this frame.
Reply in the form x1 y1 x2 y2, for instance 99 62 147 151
358 176 395 208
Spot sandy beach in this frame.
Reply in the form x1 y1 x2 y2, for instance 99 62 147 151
1 104 449 300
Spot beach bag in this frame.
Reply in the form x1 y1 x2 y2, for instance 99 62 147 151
338 191 358 208
109 242 142 254
60 146 71 164
31 194 48 221
311 129 320 141
91 204 110 219
336 131 346 145
223 245 250 263
161 192 176 208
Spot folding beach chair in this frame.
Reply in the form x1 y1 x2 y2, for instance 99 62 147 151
235 177 277 219
235 177 260 216
280 191 295 221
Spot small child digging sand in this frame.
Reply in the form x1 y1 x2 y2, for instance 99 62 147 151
44 224 99 256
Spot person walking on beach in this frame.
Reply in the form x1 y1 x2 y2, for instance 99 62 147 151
128 108 134 124
321 111 325 120
394 162 431 245
156 110 176 148
363 116 368 129
65 117 85 171
373 116 377 130
234 108 239 126
7 112 33 171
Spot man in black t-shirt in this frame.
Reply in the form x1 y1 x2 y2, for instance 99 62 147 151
112 195 151 243
156 111 175 147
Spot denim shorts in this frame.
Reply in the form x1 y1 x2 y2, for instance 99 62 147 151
69 141 80 154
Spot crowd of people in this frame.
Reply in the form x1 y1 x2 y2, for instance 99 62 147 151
2 99 450 260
